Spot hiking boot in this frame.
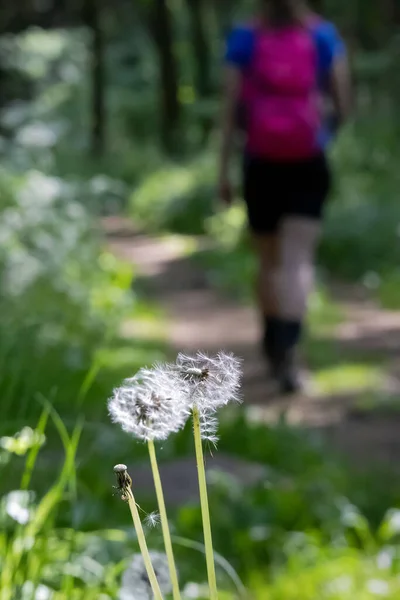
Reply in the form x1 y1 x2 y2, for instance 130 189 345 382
261 317 303 394
275 351 302 395
261 334 281 378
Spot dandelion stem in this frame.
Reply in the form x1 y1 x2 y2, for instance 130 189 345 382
125 487 164 600
192 406 218 599
148 439 182 600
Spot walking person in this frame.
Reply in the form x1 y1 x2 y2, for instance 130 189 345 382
218 0 351 393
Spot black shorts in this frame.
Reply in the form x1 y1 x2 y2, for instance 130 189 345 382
243 153 332 234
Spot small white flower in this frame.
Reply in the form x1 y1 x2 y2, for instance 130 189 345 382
34 584 53 600
4 249 43 296
4 490 34 525
16 122 58 148
366 579 389 596
16 171 64 207
119 552 172 600
108 367 190 442
65 201 86 221
324 575 353 594
1 427 45 455
377 549 393 570
182 582 209 598
21 581 53 600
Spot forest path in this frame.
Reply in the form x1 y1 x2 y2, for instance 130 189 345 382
104 216 400 501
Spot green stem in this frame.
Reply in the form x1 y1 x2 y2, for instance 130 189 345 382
126 488 164 600
148 439 181 600
192 407 218 599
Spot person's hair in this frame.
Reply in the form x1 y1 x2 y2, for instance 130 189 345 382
263 0 303 25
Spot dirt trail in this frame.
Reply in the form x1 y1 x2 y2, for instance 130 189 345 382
104 216 400 485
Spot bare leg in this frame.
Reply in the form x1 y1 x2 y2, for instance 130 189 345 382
252 217 321 392
272 216 321 320
250 232 282 368
251 233 280 317
266 216 321 392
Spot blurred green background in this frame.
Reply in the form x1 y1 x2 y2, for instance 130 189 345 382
2 0 400 598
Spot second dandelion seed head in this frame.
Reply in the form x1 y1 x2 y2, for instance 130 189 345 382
174 350 242 445
108 367 190 442
176 350 242 410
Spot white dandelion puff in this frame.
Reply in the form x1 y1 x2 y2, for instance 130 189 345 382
108 367 190 442
176 351 242 410
119 552 172 600
175 351 242 442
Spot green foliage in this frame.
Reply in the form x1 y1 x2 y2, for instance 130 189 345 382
254 547 400 599
3 409 400 598
0 413 124 600
129 153 217 235
2 7 400 600
0 163 138 422
319 106 400 287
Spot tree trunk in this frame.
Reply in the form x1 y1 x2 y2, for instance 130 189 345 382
186 0 211 98
149 0 180 153
84 0 106 156
213 0 232 39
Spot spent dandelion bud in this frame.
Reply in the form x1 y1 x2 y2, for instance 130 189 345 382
113 463 132 502
108 367 190 442
114 463 128 472
112 466 164 599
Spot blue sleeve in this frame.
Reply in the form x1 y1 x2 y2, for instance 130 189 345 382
313 21 346 79
224 26 255 70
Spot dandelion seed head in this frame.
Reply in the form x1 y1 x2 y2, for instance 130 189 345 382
108 366 190 442
176 350 242 410
119 551 172 600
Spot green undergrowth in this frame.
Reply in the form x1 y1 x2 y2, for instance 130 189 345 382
2 407 400 598
2 24 400 600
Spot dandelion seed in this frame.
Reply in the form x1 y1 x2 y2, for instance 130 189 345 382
108 367 190 442
197 409 220 446
119 552 172 600
144 511 160 529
